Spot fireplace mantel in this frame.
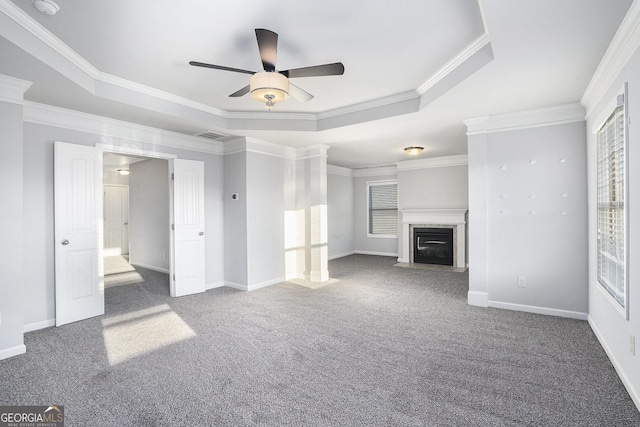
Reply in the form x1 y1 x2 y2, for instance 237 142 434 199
399 209 467 268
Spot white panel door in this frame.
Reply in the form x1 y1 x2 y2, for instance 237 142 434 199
54 141 104 326
104 185 129 255
172 159 205 297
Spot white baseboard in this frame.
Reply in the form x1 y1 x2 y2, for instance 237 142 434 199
397 257 409 263
130 262 169 274
354 250 399 257
589 316 640 412
329 251 355 260
248 277 284 292
206 281 225 290
224 277 284 292
224 281 247 291
24 318 55 333
488 300 588 320
468 291 488 307
0 344 26 361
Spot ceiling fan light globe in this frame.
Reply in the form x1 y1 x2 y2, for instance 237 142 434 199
250 72 289 105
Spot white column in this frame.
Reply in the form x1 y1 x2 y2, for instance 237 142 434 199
0 74 31 360
299 145 330 282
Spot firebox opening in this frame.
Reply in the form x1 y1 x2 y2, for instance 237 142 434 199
413 228 454 266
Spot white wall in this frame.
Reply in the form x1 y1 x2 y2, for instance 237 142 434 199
129 159 169 272
327 170 354 259
466 114 588 318
353 173 398 256
0 85 26 359
21 121 225 328
103 171 129 186
585 25 640 408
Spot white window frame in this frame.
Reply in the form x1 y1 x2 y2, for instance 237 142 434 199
594 83 629 320
366 179 398 238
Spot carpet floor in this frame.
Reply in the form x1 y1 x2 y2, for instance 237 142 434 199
1 254 638 426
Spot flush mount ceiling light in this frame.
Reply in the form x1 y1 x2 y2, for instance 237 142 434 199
117 169 130 176
33 0 59 15
404 146 424 156
250 72 289 110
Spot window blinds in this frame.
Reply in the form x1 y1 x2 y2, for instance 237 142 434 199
369 183 398 235
596 103 626 307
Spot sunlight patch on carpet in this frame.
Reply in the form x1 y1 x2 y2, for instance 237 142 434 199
101 304 196 365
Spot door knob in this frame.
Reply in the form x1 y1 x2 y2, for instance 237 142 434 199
199 231 204 236
61 239 69 246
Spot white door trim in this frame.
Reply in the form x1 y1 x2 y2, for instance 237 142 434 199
95 143 178 160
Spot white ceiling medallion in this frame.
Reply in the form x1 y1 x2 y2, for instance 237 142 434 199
33 0 59 16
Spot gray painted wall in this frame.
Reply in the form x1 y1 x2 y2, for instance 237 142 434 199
397 165 469 262
223 152 247 286
327 172 355 259
468 121 588 314
21 122 225 327
398 166 468 210
0 100 25 356
353 174 398 256
246 151 286 286
129 159 170 271
486 122 587 312
586 40 640 406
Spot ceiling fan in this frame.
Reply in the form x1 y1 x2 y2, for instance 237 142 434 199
189 28 345 110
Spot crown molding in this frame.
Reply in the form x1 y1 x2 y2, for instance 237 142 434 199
397 154 468 171
464 102 585 135
23 101 225 155
327 164 354 177
353 165 397 177
0 73 32 105
1 0 492 134
417 33 491 96
581 0 640 119
97 72 229 118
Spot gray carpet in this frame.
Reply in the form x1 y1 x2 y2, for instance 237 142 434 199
1 255 639 426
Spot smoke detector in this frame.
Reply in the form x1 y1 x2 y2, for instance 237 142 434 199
33 0 59 15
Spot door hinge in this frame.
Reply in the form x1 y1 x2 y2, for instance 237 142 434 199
171 223 175 231
171 173 174 180
173 274 176 281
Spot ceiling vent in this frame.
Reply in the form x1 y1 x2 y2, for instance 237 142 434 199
194 130 229 140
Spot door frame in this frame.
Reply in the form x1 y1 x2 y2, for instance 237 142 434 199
96 143 177 292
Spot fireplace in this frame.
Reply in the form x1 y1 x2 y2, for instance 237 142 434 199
399 209 467 268
413 228 454 266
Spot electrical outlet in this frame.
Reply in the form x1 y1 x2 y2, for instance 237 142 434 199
630 335 636 356
517 276 526 288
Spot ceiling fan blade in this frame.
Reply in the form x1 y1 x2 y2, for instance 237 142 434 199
189 61 255 75
289 83 314 103
255 28 278 72
281 62 344 78
229 85 250 97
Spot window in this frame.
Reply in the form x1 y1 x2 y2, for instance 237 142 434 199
596 87 627 313
367 180 397 237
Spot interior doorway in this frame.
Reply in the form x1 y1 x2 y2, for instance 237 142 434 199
54 141 207 326
102 153 170 287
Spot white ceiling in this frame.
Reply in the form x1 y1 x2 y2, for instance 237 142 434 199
0 0 633 169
